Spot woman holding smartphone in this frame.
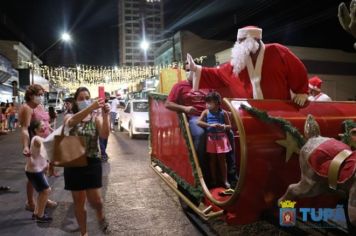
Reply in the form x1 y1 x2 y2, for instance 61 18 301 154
64 87 110 236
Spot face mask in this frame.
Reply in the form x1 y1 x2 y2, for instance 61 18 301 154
77 100 92 111
33 95 44 104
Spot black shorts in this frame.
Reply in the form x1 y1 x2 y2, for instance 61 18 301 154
25 171 50 192
64 158 102 191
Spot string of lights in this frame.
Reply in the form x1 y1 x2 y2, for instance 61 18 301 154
34 63 185 93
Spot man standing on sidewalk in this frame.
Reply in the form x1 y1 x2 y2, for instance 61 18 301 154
110 96 119 132
99 92 112 162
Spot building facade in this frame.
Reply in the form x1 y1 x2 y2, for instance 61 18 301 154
0 40 49 92
0 53 19 103
118 0 164 66
0 40 42 69
154 30 232 67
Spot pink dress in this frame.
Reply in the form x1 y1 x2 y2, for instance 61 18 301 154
206 110 232 154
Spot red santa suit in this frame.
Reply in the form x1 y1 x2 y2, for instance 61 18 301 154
194 43 308 99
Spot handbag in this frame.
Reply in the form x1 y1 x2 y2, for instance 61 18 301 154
52 124 87 167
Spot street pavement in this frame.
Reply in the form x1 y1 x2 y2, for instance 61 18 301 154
0 126 202 236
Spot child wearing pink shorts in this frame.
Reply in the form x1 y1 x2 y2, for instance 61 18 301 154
197 91 232 188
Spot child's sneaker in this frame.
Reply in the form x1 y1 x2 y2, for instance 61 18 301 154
224 182 231 189
35 214 53 223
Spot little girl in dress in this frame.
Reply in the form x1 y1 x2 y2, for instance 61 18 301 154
197 91 232 188
25 120 53 222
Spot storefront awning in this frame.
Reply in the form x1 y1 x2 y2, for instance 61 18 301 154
0 53 13 84
0 70 11 84
0 84 14 103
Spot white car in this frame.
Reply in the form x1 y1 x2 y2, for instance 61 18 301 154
47 98 64 113
118 99 149 138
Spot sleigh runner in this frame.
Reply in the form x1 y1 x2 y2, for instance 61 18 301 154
149 93 356 228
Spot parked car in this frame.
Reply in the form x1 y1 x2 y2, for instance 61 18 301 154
46 98 64 113
118 99 149 138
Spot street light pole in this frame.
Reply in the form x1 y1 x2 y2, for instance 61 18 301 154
172 36 176 63
31 45 35 85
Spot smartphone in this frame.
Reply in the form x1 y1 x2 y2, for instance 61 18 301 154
98 86 105 100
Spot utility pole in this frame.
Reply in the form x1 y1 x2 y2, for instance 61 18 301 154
172 35 176 63
31 43 35 84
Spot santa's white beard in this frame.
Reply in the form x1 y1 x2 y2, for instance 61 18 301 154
231 37 260 75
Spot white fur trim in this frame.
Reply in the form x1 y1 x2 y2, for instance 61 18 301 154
309 93 332 102
192 65 202 91
237 27 262 39
308 84 321 91
246 42 265 99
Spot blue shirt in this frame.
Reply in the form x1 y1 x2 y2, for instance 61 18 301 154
206 109 225 133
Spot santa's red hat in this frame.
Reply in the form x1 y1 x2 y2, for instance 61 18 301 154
237 26 262 39
309 76 323 91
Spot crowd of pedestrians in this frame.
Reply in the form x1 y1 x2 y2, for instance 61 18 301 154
0 99 19 134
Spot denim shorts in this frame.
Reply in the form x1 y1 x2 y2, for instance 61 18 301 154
25 171 50 192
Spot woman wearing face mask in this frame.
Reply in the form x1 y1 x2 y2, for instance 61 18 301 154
18 84 57 213
64 87 110 236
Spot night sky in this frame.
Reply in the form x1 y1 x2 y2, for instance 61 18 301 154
0 0 354 66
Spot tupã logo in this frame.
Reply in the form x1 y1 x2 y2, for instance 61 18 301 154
279 200 297 227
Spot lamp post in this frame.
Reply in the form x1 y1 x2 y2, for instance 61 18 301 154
31 32 72 84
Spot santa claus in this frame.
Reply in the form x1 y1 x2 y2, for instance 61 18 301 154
308 76 332 102
187 26 309 106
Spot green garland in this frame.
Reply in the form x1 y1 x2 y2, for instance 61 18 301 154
240 104 306 148
178 113 204 191
148 92 168 102
151 157 203 199
148 93 203 201
341 120 356 147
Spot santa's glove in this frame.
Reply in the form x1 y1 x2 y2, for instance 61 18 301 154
338 0 356 38
293 93 308 106
187 53 197 72
350 0 356 38
338 2 351 33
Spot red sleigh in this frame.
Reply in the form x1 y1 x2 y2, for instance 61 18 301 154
148 93 356 225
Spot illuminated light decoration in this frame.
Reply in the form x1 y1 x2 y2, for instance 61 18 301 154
35 56 205 95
